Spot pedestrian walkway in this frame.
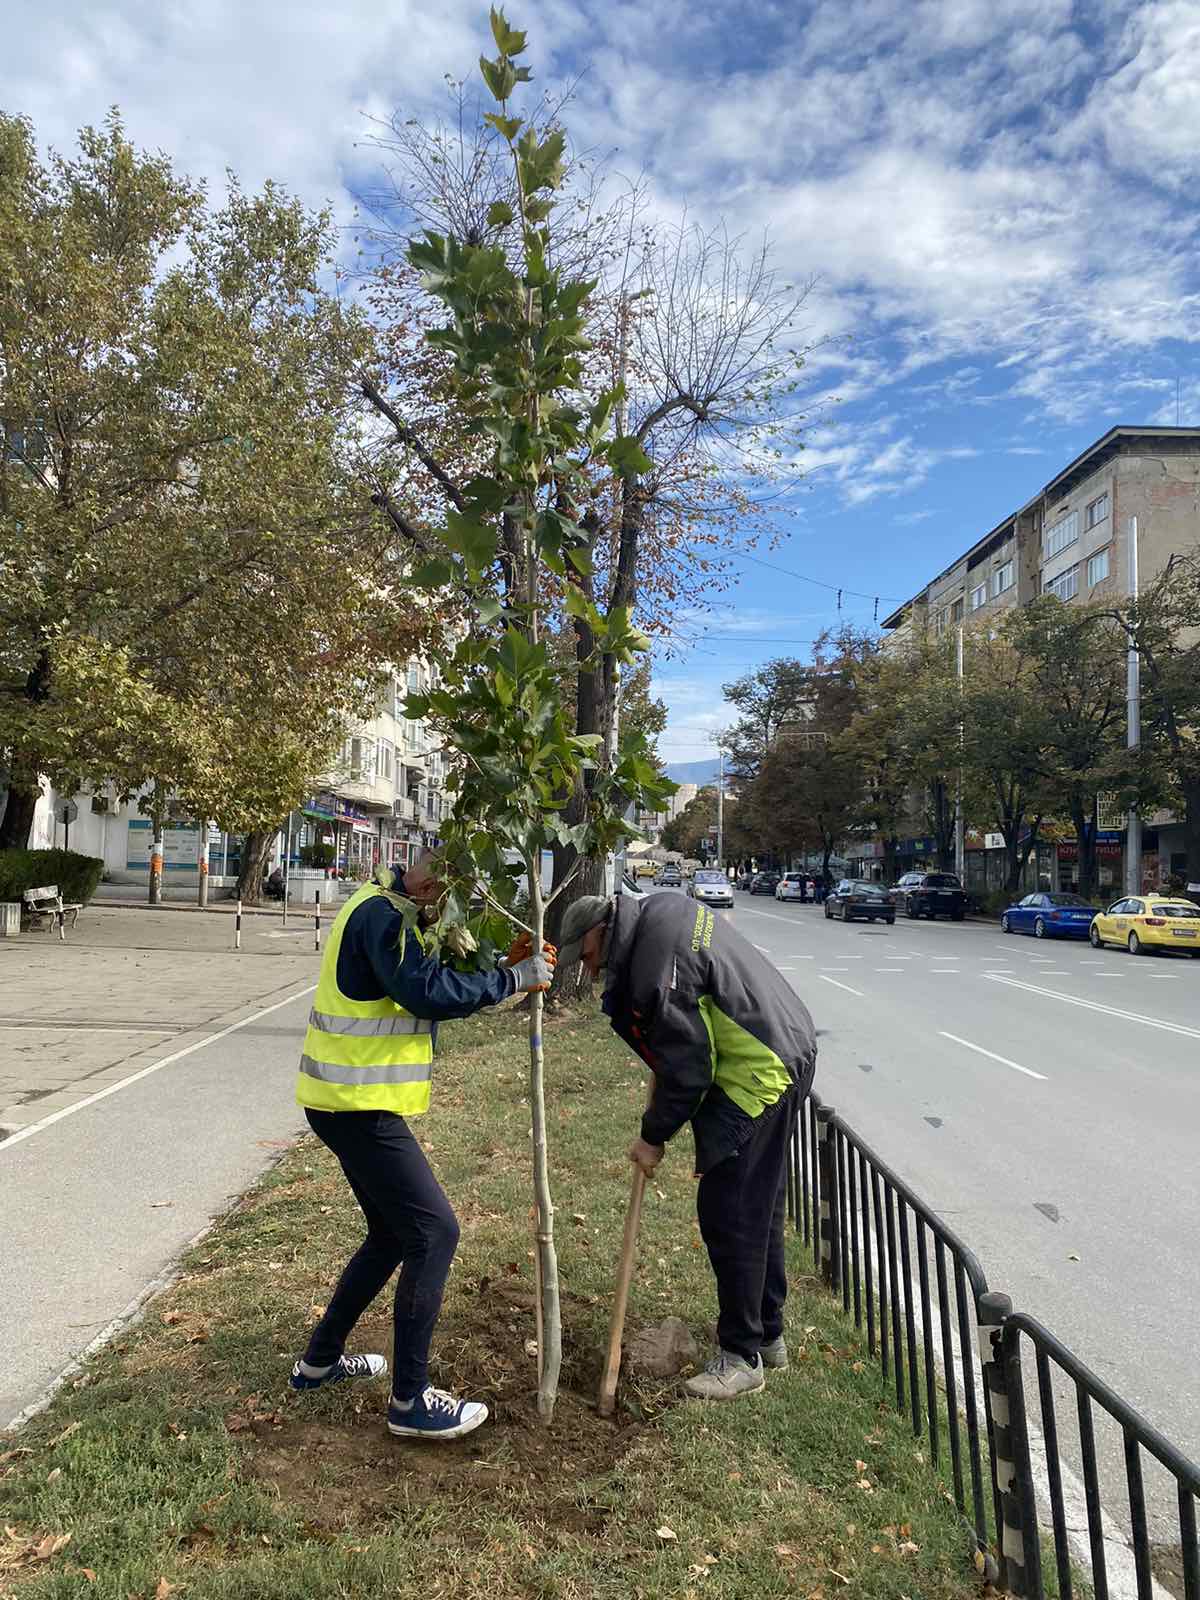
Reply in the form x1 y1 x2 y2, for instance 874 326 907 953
0 905 319 1134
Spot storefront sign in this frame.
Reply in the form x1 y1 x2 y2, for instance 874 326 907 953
127 820 200 867
984 832 1004 851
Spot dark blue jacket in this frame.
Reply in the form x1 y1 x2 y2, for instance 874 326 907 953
337 896 514 1023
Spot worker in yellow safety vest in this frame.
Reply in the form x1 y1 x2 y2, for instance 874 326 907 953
289 852 555 1441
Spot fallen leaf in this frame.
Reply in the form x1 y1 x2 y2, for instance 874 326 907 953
46 1468 62 1484
35 1532 71 1560
854 1459 867 1474
524 1339 538 1359
49 1422 81 1446
161 1311 184 1326
856 1479 873 1492
656 1526 678 1542
155 1578 175 1599
81 1568 97 1581
0 1448 33 1463
572 1214 587 1224
149 1200 174 1208
827 1567 850 1585
224 1413 251 1434
844 1524 856 1536
899 1540 920 1555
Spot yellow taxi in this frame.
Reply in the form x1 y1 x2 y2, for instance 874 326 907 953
1089 895 1200 956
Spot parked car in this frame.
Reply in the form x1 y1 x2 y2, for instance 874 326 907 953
658 865 682 888
1089 895 1200 956
749 871 781 896
1000 891 1095 939
824 879 896 924
775 871 808 903
894 871 967 921
689 868 733 908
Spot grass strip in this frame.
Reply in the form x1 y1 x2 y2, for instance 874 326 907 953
2 1006 988 1599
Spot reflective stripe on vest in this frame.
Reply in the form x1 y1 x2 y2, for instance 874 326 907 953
296 882 435 1117
298 1054 432 1086
307 1008 433 1038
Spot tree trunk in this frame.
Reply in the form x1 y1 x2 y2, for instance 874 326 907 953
148 795 166 905
882 836 898 883
0 767 39 850
1182 775 1200 890
1003 827 1023 897
237 828 274 904
1070 798 1096 900
526 859 562 1421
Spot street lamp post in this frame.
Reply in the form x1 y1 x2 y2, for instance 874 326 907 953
717 746 725 869
1125 517 1142 896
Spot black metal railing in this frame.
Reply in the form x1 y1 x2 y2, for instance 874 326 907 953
787 1094 1200 1599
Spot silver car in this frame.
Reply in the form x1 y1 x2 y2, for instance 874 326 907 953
689 868 733 908
775 872 808 902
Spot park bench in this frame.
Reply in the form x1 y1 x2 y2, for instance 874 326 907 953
22 884 83 939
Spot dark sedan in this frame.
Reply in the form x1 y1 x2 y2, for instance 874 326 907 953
1001 891 1096 939
749 871 781 896
824 879 896 924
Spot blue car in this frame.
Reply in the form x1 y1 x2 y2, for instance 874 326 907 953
1000 891 1096 939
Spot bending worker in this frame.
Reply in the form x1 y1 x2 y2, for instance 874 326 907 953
290 855 554 1441
558 889 816 1400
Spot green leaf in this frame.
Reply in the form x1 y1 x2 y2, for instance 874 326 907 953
565 542 594 577
476 594 503 625
489 7 528 56
442 510 498 576
408 558 455 589
608 434 654 478
479 54 517 102
486 200 515 228
563 586 603 633
483 112 524 142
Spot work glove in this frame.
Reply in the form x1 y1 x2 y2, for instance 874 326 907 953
508 951 556 993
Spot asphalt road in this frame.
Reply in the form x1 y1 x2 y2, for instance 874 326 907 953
705 887 1200 1551
0 986 314 1429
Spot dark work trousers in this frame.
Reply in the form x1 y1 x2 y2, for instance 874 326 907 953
695 1089 798 1365
303 1108 459 1399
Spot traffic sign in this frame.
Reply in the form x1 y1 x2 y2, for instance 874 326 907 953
58 800 78 824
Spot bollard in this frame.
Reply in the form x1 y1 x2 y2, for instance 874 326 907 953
815 1105 840 1293
235 899 242 951
314 888 321 953
978 1291 1042 1597
58 908 66 943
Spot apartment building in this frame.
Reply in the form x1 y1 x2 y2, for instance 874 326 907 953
880 425 1200 890
300 657 446 877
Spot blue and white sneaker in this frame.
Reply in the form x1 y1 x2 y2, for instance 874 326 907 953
387 1385 489 1441
289 1353 388 1391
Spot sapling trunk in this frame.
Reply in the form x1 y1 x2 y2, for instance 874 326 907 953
527 859 562 1420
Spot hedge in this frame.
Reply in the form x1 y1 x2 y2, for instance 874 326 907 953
0 848 105 905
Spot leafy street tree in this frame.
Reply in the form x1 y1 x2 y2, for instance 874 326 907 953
355 76 817 959
398 11 671 1421
1105 551 1200 886
660 785 717 858
721 658 817 785
1009 599 1130 900
0 112 427 883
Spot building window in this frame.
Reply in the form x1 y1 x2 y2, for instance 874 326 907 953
1085 493 1109 529
991 560 1014 596
1044 565 1079 602
970 583 987 611
1087 549 1110 587
1044 510 1079 558
347 736 375 781
951 597 964 622
376 740 394 782
407 663 420 692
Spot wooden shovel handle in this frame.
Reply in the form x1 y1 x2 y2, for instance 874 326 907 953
597 1163 647 1417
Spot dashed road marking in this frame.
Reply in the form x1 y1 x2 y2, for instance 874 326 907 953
819 975 865 997
939 1030 1047 1081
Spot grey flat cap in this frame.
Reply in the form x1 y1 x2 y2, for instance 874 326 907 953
557 894 614 966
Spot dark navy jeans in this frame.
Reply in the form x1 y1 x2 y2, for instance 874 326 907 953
303 1109 459 1398
695 1089 798 1364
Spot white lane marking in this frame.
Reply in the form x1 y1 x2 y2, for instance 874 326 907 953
753 944 772 952
820 966 849 971
265 930 310 939
875 967 905 973
0 1023 175 1034
0 985 318 1154
984 974 1200 1039
819 975 864 997
939 1030 1047 1080
1041 971 1070 976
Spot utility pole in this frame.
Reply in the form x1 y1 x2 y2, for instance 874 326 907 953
717 745 725 869
954 625 966 882
1125 516 1142 895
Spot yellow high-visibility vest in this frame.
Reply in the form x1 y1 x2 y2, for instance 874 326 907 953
296 882 434 1116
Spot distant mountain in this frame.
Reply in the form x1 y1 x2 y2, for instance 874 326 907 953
663 757 720 785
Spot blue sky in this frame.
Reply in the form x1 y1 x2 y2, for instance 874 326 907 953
7 0 1200 764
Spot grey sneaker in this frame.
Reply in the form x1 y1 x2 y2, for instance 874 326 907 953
760 1335 789 1370
684 1350 765 1401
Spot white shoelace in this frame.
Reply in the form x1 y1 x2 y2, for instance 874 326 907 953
421 1386 459 1416
339 1355 375 1378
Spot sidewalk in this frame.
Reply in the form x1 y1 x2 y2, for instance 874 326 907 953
0 904 319 1134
